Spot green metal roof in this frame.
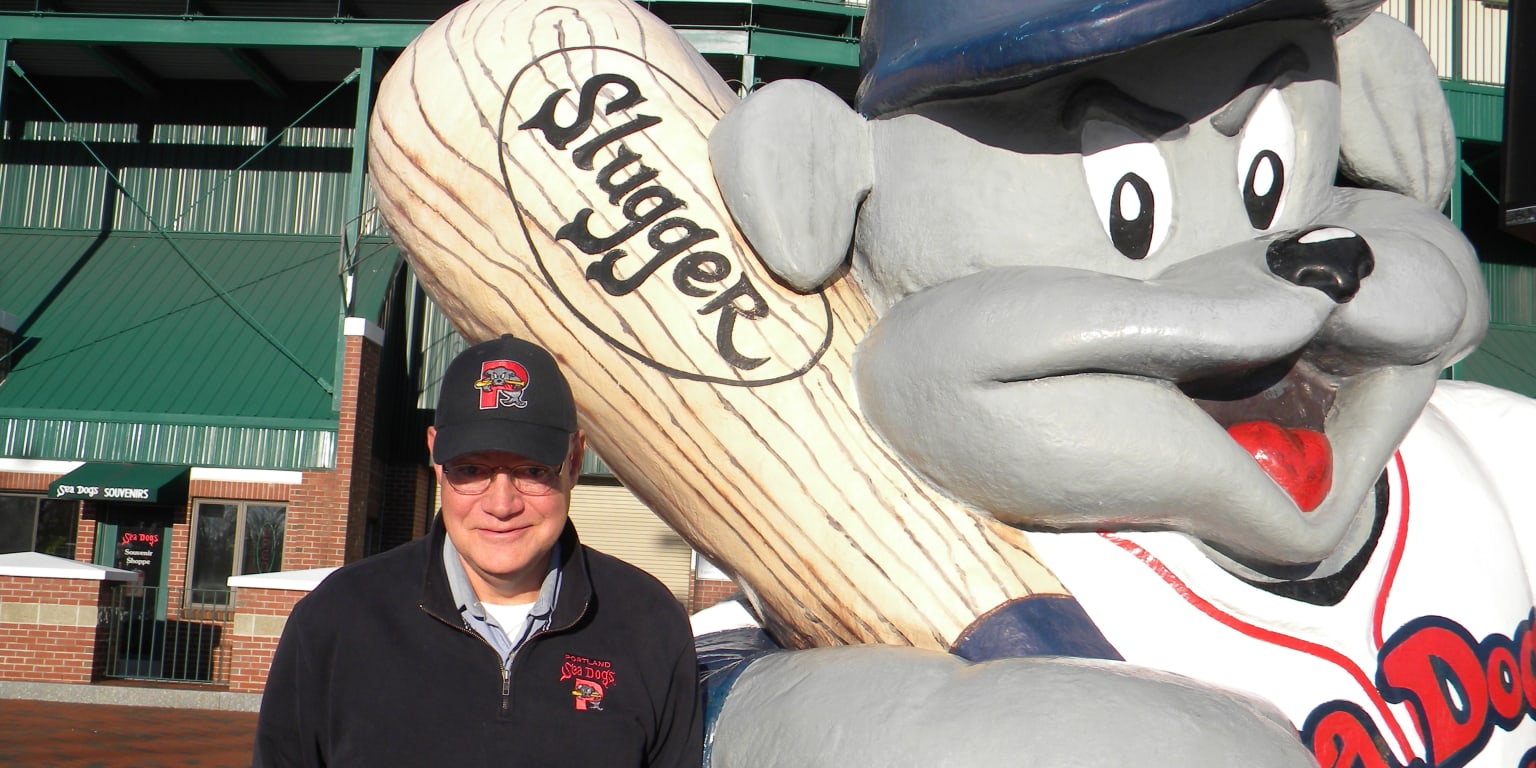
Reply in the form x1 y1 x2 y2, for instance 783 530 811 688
0 228 398 468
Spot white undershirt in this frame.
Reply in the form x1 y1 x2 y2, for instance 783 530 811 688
483 601 535 640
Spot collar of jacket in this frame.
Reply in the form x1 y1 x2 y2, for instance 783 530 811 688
420 514 592 633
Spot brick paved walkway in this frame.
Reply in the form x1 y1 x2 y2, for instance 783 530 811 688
0 699 257 768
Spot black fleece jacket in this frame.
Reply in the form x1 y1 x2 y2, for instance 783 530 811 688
253 518 702 767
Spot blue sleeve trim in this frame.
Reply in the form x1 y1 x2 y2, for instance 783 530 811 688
949 594 1122 662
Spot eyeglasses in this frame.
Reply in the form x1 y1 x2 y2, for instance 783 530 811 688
440 460 568 496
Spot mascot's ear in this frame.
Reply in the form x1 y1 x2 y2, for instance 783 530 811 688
710 79 873 292
1335 12 1456 208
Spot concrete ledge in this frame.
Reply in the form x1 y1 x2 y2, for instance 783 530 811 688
0 552 137 581
190 466 303 485
343 316 384 345
229 567 335 591
0 681 263 712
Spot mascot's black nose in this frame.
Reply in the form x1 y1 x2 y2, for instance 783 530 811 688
1265 227 1375 303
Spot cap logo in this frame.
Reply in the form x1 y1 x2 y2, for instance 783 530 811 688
475 360 532 409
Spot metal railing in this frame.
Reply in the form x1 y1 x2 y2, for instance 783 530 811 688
100 585 234 686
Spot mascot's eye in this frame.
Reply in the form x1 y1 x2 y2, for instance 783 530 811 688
1082 121 1172 260
1236 89 1295 230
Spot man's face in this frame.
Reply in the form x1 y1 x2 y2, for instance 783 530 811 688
427 428 583 603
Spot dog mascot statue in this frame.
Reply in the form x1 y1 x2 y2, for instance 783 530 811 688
700 1 1536 766
367 0 1536 765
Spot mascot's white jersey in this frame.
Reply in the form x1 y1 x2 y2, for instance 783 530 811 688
1030 381 1536 768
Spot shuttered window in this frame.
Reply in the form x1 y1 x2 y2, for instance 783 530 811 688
567 484 692 603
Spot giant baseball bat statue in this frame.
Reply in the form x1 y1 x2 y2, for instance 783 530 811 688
369 0 1074 652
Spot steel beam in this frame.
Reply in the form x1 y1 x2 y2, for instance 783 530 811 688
748 29 857 68
0 14 427 49
645 0 866 18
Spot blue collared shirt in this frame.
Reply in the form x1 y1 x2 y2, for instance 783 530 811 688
443 535 562 666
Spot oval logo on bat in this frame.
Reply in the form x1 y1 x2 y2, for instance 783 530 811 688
497 47 833 386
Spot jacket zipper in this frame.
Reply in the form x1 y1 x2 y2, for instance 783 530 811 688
500 629 545 713
419 590 590 718
500 657 511 712
496 626 562 714
420 606 517 716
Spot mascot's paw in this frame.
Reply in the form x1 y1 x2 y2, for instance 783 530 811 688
703 645 1320 768
696 626 782 743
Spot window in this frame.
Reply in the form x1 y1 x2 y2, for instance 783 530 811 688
0 493 78 559
579 448 616 479
186 500 285 607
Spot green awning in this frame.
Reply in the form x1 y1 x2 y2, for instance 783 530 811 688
0 229 400 469
49 463 190 505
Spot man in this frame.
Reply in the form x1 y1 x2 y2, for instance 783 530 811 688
254 335 703 767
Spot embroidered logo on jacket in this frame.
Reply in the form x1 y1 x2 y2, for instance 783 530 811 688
562 654 616 711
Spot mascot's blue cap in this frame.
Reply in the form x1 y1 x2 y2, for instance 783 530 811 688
856 0 1381 116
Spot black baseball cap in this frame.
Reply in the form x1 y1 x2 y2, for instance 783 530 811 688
431 335 577 467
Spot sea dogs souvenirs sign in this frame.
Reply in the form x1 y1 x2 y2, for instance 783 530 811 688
367 0 1070 652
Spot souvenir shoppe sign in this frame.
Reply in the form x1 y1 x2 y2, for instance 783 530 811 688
113 524 166 582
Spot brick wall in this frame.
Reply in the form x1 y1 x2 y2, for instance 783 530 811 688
227 584 310 695
690 577 738 612
341 334 379 563
0 576 115 684
380 464 431 552
75 511 97 563
284 331 381 571
0 471 50 493
285 473 343 571
194 481 290 502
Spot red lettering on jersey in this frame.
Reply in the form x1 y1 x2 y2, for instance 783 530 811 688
1379 620 1488 766
1303 612 1536 767
1304 701 1401 768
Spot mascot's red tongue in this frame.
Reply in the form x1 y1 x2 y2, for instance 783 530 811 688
1226 422 1332 512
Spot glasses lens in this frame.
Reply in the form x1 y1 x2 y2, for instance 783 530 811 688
442 462 565 495
443 464 492 493
512 464 562 496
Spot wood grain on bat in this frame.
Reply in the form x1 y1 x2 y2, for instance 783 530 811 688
369 0 1069 650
